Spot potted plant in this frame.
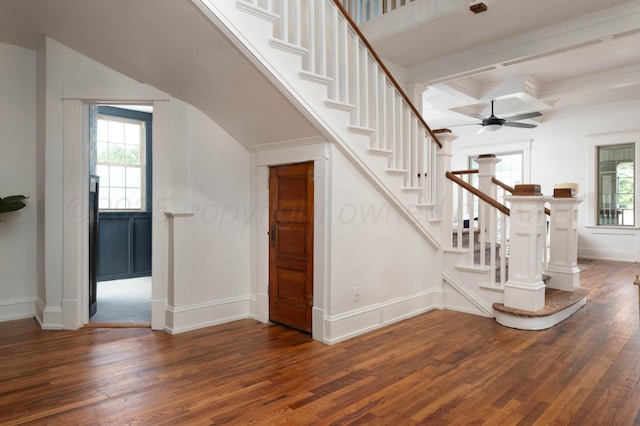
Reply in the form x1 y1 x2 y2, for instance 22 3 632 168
0 195 28 221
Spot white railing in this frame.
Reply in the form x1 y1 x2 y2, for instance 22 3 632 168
448 170 558 289
340 0 416 24
243 0 440 205
448 171 509 289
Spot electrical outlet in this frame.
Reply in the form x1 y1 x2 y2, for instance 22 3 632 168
353 286 360 302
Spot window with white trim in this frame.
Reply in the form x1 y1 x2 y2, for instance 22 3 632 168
96 114 146 210
597 143 634 226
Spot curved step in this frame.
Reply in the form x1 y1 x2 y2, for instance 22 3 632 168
493 287 588 330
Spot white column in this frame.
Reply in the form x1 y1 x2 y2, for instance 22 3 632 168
503 194 547 312
545 195 584 291
475 154 500 198
163 212 194 334
435 130 457 246
475 154 500 244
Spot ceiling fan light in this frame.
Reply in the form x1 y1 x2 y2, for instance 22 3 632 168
477 124 502 134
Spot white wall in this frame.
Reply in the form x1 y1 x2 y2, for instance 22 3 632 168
165 101 252 333
450 99 640 262
0 43 37 321
325 145 440 343
8 37 255 331
38 37 169 328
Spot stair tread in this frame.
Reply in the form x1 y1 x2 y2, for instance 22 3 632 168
492 288 588 318
349 125 376 134
368 148 393 156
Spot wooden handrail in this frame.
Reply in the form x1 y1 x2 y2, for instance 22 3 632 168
452 169 478 175
446 171 510 216
332 0 442 149
492 177 550 216
492 177 515 194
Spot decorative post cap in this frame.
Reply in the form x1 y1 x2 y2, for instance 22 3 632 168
513 184 542 196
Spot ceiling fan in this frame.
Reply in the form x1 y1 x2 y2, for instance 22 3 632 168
464 100 543 133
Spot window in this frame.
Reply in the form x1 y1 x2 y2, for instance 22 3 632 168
96 112 146 210
597 143 634 226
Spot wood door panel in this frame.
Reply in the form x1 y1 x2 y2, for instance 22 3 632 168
269 162 314 333
275 210 307 223
277 225 307 257
278 180 306 206
276 269 307 302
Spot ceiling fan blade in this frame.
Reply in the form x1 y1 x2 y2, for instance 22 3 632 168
503 111 542 122
444 123 482 127
469 114 486 120
503 122 537 128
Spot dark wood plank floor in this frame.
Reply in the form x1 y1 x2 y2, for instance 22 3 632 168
1 259 639 425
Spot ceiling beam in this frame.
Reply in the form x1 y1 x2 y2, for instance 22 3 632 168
408 1 640 85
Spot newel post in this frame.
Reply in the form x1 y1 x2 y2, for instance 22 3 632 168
545 187 584 291
503 185 547 312
475 154 500 199
475 154 501 243
435 129 457 244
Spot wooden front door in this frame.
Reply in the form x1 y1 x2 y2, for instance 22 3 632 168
269 162 314 333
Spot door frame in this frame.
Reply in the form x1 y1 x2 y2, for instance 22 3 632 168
254 138 329 343
59 92 169 331
268 161 314 332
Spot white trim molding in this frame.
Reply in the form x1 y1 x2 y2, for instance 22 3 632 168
322 289 439 345
164 296 254 334
582 129 640 262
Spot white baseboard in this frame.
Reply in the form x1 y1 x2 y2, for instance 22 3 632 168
0 297 36 322
164 295 253 334
32 298 63 330
151 299 165 331
62 298 80 329
322 290 438 345
40 303 63 330
578 247 636 262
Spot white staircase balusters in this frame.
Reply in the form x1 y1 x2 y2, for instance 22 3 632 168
448 170 509 289
199 0 580 322
201 0 440 248
340 0 417 24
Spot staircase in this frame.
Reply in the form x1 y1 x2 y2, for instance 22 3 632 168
194 0 442 247
193 0 586 331
446 164 588 329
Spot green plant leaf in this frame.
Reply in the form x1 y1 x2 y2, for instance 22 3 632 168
0 195 29 216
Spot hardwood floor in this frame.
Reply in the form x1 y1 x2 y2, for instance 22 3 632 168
1 259 639 425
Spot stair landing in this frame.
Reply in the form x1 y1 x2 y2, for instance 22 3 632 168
493 288 588 330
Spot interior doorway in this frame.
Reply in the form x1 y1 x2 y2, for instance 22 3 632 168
88 105 153 325
268 162 314 332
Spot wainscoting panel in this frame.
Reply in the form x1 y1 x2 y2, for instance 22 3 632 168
98 212 152 281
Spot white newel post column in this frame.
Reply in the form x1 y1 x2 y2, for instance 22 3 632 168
435 130 457 246
503 189 547 312
545 195 584 291
475 154 500 198
475 154 500 243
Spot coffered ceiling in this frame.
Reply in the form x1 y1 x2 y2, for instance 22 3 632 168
362 0 640 130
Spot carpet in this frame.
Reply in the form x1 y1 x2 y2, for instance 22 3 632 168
90 277 151 323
